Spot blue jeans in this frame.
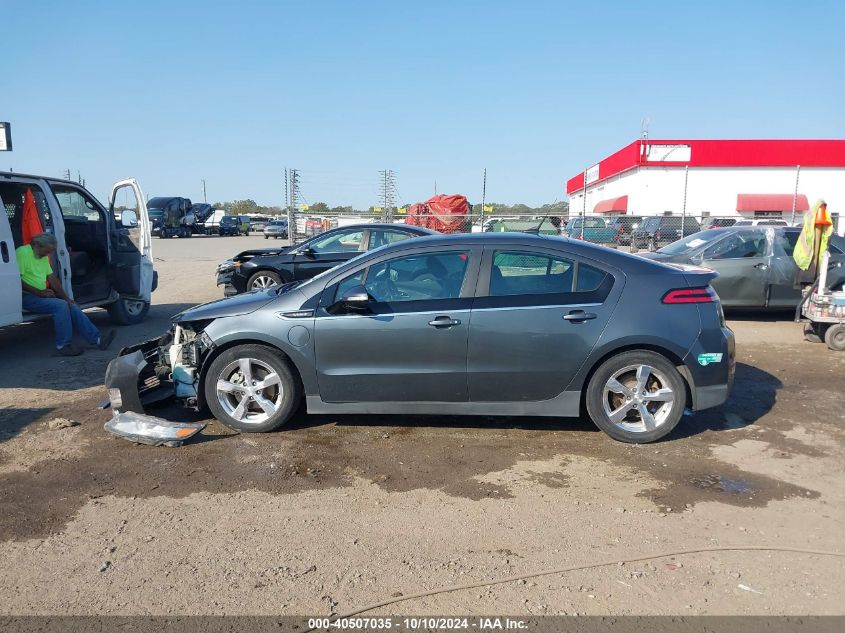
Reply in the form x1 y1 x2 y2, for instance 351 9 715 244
21 293 101 349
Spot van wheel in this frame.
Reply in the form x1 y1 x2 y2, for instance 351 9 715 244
586 350 686 443
204 344 300 432
107 297 150 325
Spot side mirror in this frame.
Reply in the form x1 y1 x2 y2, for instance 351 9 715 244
120 210 138 228
331 284 370 313
297 246 315 257
691 252 705 264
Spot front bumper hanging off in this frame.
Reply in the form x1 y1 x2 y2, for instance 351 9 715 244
103 338 205 447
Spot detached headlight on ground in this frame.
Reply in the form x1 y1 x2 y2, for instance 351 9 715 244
104 411 205 447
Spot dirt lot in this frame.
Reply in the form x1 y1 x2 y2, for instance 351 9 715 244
1 234 844 617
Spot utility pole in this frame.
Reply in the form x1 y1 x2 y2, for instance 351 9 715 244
379 169 396 223
284 168 289 220
289 168 300 241
202 179 207 203
480 168 487 231
63 169 71 180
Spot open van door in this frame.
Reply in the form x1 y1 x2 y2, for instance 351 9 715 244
109 179 154 303
0 193 23 327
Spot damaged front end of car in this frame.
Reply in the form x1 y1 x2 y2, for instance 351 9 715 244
103 321 213 446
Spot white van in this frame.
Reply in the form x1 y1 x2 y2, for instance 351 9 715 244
0 172 156 328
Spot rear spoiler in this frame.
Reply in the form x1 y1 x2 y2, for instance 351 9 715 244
657 262 719 285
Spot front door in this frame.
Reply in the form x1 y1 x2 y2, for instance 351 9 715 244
314 247 478 402
109 179 153 301
293 228 367 280
468 248 620 402
0 195 22 327
701 229 770 307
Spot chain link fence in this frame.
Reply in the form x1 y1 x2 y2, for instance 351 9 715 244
286 209 841 252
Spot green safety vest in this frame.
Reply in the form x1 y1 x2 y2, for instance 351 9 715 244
793 200 833 271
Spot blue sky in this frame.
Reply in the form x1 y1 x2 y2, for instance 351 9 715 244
4 0 844 209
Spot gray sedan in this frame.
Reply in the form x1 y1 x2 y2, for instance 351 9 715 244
107 233 735 443
641 227 845 309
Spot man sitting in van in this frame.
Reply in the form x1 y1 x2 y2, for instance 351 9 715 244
17 232 115 356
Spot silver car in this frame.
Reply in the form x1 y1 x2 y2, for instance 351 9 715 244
263 220 288 239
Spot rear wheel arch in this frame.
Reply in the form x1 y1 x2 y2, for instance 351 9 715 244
578 343 693 413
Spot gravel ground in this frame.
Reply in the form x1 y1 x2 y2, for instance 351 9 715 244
1 234 844 616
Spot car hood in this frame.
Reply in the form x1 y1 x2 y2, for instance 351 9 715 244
239 246 292 258
173 289 278 322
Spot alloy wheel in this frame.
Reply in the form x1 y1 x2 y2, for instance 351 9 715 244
250 275 278 290
602 363 675 433
215 358 283 424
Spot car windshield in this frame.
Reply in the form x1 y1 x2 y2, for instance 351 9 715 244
657 229 726 255
220 216 236 224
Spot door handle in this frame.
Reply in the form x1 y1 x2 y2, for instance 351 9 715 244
563 310 597 323
0 241 8 263
754 263 769 270
428 316 462 328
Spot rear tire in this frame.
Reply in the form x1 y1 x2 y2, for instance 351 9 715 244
586 350 686 443
204 344 300 432
107 297 150 325
825 323 845 351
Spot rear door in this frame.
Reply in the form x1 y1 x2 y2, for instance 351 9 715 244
0 194 22 326
700 229 769 307
467 246 621 402
293 228 368 280
314 246 479 402
109 179 153 301
767 229 803 307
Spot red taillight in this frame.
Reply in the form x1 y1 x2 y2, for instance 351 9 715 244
662 287 718 304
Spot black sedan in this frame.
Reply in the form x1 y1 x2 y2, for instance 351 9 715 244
216 223 438 295
640 227 845 309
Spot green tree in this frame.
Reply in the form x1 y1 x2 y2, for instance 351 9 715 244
230 199 259 216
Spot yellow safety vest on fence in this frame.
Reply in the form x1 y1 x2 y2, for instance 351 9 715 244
793 199 833 271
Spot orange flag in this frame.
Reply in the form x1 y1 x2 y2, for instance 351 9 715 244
21 188 44 245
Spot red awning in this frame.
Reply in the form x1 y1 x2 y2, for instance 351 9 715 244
593 195 628 213
736 194 809 212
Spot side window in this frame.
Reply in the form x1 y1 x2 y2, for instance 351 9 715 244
776 231 800 256
365 251 469 303
704 230 768 260
489 250 611 300
333 270 365 301
309 230 364 254
368 229 413 249
576 263 607 291
111 184 142 251
491 251 574 296
51 186 102 221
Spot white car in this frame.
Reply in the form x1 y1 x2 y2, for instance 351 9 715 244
0 172 156 327
733 219 789 227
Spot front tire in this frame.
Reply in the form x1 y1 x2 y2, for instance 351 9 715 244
586 350 686 443
107 297 150 325
204 344 300 432
248 270 282 290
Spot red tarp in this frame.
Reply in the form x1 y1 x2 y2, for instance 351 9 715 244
22 188 45 244
405 194 470 234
